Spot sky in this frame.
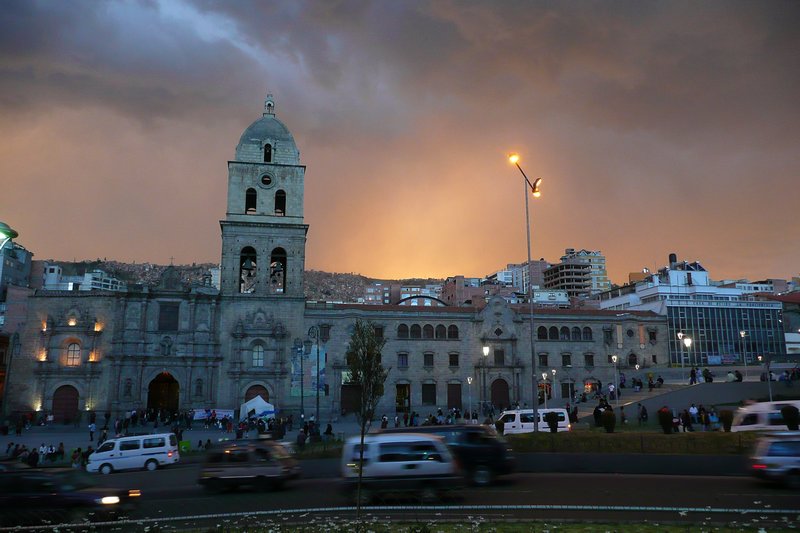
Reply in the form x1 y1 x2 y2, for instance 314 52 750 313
1 0 798 285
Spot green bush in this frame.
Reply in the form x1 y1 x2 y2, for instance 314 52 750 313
601 409 616 433
780 405 799 431
719 410 734 432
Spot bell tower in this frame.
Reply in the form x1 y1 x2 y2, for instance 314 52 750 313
219 94 308 299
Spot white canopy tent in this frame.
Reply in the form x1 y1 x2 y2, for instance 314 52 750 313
239 395 276 421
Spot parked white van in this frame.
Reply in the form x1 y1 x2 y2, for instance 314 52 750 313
87 433 180 474
732 401 800 433
497 408 571 434
341 433 462 504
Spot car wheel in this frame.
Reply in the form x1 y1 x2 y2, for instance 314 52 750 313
100 463 113 475
471 465 493 486
785 470 800 490
145 459 158 472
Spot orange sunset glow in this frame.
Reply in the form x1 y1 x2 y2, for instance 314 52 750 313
1 2 798 284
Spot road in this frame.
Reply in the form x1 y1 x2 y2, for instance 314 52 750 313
87 464 799 529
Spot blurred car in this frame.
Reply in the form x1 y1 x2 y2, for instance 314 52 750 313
378 424 515 486
341 433 462 504
198 439 300 493
749 431 800 489
0 468 140 526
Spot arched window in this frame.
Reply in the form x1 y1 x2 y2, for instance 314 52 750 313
65 342 81 366
560 327 570 340
582 327 593 341
537 326 548 340
423 325 434 339
264 143 272 163
572 327 582 341
628 353 638 367
269 247 287 294
275 190 286 216
447 325 459 339
435 325 446 339
239 246 257 294
245 188 257 214
398 324 409 339
195 379 204 397
410 324 422 339
548 327 559 340
252 344 265 367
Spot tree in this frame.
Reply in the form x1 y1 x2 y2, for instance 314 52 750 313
345 319 389 517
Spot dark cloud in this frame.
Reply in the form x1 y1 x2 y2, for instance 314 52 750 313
1 0 798 283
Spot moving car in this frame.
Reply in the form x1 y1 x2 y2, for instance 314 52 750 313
341 433 462 504
199 439 300 492
87 432 180 474
378 424 515 485
732 401 800 432
0 468 140 526
497 408 571 434
749 431 800 489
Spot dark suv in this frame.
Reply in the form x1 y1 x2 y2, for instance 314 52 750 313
378 424 515 485
199 439 301 492
0 468 139 526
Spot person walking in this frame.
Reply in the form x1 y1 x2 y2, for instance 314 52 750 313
88 422 96 442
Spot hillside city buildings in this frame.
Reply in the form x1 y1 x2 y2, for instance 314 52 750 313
0 95 797 424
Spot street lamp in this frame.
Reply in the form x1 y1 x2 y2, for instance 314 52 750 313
551 368 557 404
739 330 748 380
297 341 306 420
541 372 548 409
508 153 542 433
0 221 18 253
467 376 473 424
611 355 619 407
482 345 490 414
757 355 773 402
307 325 322 425
684 336 693 368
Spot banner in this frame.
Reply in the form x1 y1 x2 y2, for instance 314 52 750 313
192 409 235 420
290 344 327 397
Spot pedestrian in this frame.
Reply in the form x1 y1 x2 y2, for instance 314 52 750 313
323 423 334 442
394 415 400 428
296 429 307 450
403 411 409 427
88 422 96 442
71 448 82 469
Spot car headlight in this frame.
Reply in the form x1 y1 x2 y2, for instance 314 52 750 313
99 496 120 505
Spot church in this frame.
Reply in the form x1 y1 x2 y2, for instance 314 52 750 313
5 95 669 423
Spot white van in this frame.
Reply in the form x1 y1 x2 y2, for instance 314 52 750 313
497 408 571 434
87 433 180 474
732 401 800 433
341 433 462 504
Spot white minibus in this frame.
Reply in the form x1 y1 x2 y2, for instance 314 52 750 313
87 433 180 474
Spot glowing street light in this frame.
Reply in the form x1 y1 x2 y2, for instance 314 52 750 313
507 153 543 432
467 376 473 424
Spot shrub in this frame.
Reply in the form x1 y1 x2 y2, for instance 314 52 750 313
719 410 734 432
601 409 616 433
780 405 800 431
544 411 559 433
657 407 673 435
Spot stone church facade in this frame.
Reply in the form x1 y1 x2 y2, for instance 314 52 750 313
6 95 669 422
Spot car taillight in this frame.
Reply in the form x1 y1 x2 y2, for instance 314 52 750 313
752 463 767 469
128 489 141 497
168 451 173 458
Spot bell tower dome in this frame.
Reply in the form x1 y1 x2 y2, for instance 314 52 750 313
219 93 308 298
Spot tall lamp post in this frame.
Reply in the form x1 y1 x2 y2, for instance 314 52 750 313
611 355 619 407
296 341 305 420
508 153 542 433
758 355 773 402
307 326 322 425
467 376 473 424
481 345 490 414
541 372 548 409
739 330 748 380
551 368 557 406
684 336 693 372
